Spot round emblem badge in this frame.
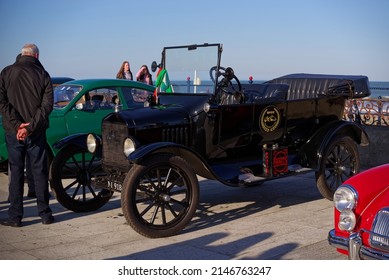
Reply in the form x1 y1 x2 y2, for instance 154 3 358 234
260 106 281 133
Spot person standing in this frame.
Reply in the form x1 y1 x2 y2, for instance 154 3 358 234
6 54 36 202
116 60 133 80
0 43 54 227
7 155 35 203
136 65 153 85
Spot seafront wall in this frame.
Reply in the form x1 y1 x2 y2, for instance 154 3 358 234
358 126 389 168
344 98 389 168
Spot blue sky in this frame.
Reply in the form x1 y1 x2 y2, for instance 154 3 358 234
1 0 388 81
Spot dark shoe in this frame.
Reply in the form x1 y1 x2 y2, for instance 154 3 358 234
1 219 22 227
42 215 54 225
27 191 36 198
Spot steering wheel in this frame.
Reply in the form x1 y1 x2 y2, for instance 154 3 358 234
209 66 243 104
209 66 242 95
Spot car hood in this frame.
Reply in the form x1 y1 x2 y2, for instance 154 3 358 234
118 103 193 129
356 186 389 242
112 94 209 129
347 164 389 230
346 164 389 206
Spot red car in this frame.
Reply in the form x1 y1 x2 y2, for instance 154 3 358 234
328 163 389 259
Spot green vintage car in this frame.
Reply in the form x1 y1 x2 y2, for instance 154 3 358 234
0 78 155 170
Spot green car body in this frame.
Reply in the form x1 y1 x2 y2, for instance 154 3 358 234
0 78 155 170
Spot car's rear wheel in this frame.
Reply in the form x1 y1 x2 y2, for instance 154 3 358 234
49 144 112 212
121 153 199 238
315 136 360 200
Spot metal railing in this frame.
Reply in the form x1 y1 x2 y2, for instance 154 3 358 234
344 98 389 126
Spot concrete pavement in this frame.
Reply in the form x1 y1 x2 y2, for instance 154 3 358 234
0 171 346 260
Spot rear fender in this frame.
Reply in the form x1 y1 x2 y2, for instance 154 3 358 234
300 120 369 170
128 142 217 180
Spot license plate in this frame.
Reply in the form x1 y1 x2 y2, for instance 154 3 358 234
107 175 124 192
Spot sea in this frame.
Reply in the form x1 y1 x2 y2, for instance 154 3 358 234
369 81 389 98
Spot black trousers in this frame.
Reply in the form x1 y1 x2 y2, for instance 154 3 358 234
6 131 52 222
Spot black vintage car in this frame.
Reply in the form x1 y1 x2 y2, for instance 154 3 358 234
50 43 370 238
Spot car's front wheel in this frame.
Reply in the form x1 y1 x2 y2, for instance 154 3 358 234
49 144 112 212
121 153 199 238
315 136 360 200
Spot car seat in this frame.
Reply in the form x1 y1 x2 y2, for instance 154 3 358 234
91 95 104 109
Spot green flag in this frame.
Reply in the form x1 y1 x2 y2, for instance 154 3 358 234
155 69 173 93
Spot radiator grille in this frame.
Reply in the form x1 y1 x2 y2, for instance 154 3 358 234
162 126 189 145
370 208 389 251
102 122 130 168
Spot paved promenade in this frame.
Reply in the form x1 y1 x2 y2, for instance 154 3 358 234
0 171 346 260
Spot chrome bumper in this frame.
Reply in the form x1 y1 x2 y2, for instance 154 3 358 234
328 229 389 260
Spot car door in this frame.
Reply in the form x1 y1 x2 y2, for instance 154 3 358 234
218 103 255 149
64 87 118 136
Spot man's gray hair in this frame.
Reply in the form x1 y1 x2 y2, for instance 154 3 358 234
21 43 39 56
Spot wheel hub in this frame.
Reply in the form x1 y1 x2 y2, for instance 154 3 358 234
77 170 90 185
159 193 171 202
334 159 346 175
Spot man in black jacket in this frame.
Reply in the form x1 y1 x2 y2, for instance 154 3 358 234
0 43 54 227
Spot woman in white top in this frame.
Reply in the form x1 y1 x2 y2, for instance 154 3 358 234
116 61 133 80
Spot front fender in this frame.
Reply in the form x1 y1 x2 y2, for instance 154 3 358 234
53 133 95 150
128 142 217 180
300 120 369 170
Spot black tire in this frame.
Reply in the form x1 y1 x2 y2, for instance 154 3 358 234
49 144 112 212
121 153 199 238
315 136 360 200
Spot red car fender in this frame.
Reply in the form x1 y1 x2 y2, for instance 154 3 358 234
333 164 389 255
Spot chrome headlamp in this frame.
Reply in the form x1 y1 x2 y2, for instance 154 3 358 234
86 134 101 154
334 185 358 212
123 137 136 157
338 209 357 231
334 185 358 232
204 103 211 113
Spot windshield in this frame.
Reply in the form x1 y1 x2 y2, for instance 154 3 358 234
160 44 221 94
54 85 82 108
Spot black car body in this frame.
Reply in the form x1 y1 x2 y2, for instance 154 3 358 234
50 43 370 238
